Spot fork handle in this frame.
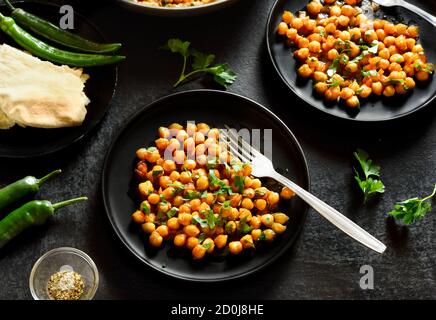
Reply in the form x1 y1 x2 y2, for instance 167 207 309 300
399 0 436 27
272 173 387 254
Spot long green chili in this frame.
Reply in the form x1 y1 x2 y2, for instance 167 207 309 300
0 169 61 211
4 0 121 54
0 13 125 67
0 197 87 248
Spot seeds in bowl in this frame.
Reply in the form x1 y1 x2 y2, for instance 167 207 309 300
131 122 295 260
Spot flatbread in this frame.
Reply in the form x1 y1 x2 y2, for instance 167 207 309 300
0 44 90 129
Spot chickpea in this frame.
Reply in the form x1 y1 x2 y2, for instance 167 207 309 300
280 187 295 200
192 244 207 260
132 210 146 224
267 192 280 207
340 87 354 100
149 231 163 247
214 235 228 249
278 22 288 35
229 241 243 254
304 19 317 31
169 170 180 182
196 175 209 191
313 71 328 82
241 198 254 210
375 29 386 42
416 71 429 82
155 225 169 238
186 236 199 250
349 28 361 41
372 82 383 95
172 233 186 247
308 41 321 53
327 48 339 60
404 77 416 89
358 85 372 98
272 223 287 234
240 235 255 249
272 213 288 225
325 22 336 34
314 82 328 94
251 229 262 241
254 199 267 211
406 25 419 38
250 179 262 189
158 126 170 139
144 213 156 223
291 17 303 30
325 86 340 101
298 64 313 78
388 45 398 56
138 181 154 197
345 62 358 73
263 229 276 242
167 217 180 230
330 5 341 17
346 96 360 108
295 48 310 61
184 224 200 237
383 85 396 97
261 214 274 227
202 238 215 254
155 138 169 151
307 1 322 16
338 15 350 28
384 22 396 35
396 24 408 36
282 10 293 24
250 216 262 229
142 222 155 234
225 221 237 234
344 0 357 4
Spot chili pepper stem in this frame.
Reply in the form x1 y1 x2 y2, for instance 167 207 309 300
52 197 87 210
37 169 62 186
3 0 15 11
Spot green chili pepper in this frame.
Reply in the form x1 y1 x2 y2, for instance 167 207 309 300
0 13 125 67
0 197 87 248
4 0 121 54
0 169 61 212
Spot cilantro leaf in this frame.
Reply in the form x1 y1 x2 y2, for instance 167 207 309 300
204 210 216 229
191 49 215 70
209 169 233 195
238 217 252 234
162 38 236 88
388 184 436 224
361 69 378 78
234 175 244 193
192 215 208 228
327 58 340 77
353 149 385 203
166 207 179 219
206 64 237 87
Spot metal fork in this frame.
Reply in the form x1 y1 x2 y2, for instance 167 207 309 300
372 0 436 27
220 127 386 254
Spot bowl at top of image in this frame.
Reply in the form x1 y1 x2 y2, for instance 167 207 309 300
115 0 241 16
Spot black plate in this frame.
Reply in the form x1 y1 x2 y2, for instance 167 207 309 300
0 1 117 157
102 90 310 282
266 0 436 121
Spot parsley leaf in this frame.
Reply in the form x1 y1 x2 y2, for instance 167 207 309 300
238 217 252 234
192 215 208 228
162 38 236 88
353 149 385 203
388 184 436 224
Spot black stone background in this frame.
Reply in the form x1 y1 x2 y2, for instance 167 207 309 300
0 0 435 299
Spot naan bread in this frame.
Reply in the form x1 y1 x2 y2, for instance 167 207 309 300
0 44 90 129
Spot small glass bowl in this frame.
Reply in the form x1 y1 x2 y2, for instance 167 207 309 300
29 247 99 300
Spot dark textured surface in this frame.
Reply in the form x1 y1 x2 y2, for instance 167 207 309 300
0 0 436 299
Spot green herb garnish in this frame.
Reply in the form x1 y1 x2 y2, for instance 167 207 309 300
388 184 436 224
163 39 236 87
238 217 252 234
327 58 340 77
353 149 385 204
209 169 233 195
166 207 179 219
192 215 208 228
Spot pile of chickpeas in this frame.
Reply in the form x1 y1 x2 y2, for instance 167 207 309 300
137 0 215 7
131 123 294 260
277 0 434 108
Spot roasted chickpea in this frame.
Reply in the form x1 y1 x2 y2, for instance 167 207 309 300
149 231 163 247
280 187 295 200
184 224 200 237
142 222 155 234
186 237 199 250
298 64 313 78
240 235 255 249
261 214 274 227
251 229 262 241
202 238 215 254
273 213 289 225
346 96 360 108
225 221 237 234
241 198 254 210
250 216 262 229
214 235 228 249
272 223 287 234
192 244 207 260
167 217 180 230
229 241 243 254
383 85 396 97
132 210 146 224
138 181 154 197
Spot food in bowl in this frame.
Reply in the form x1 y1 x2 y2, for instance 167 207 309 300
277 0 434 108
131 123 295 260
134 0 216 7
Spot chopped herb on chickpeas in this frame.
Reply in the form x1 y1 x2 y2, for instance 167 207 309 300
278 0 434 109
131 123 295 260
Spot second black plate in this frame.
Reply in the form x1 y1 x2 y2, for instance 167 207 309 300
102 90 309 282
0 1 117 157
267 0 436 121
